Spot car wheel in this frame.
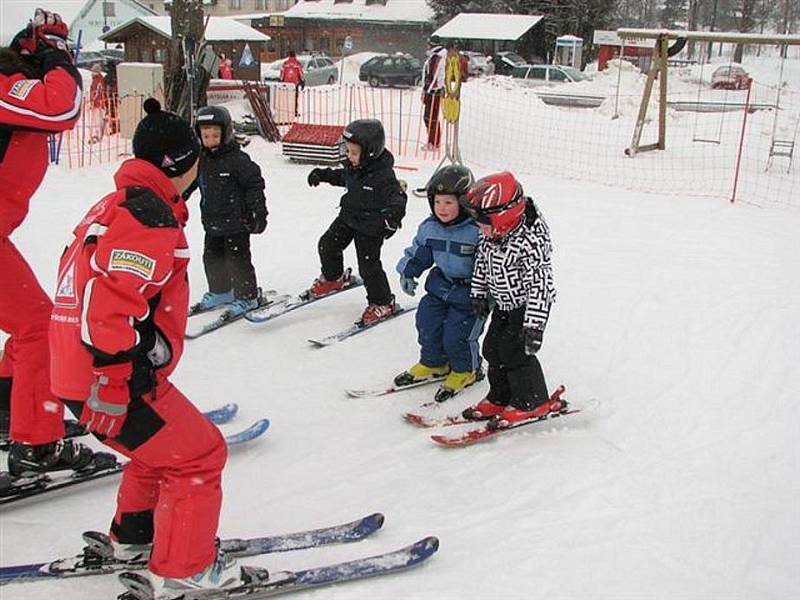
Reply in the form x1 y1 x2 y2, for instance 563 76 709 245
328 75 336 85
413 75 421 86
368 76 380 87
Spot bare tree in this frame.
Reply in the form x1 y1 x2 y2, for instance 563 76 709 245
166 0 204 116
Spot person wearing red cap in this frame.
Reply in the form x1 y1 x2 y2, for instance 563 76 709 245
49 98 243 597
0 8 100 474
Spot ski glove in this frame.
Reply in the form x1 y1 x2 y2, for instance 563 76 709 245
249 211 267 234
307 169 322 187
399 276 417 297
383 219 400 239
523 327 544 356
471 296 491 320
12 9 70 58
80 363 132 438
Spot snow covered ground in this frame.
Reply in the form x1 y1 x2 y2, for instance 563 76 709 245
2 133 799 599
3 49 800 599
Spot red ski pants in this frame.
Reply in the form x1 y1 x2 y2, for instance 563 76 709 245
0 237 65 444
101 381 228 578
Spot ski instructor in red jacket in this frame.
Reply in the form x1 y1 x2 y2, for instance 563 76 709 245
0 9 91 468
49 98 243 596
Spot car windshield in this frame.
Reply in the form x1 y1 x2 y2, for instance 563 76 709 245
504 52 525 65
561 66 589 81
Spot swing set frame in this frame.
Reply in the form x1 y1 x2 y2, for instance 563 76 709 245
618 29 800 158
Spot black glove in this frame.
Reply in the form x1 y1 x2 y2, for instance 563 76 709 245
307 169 322 187
383 219 400 239
298 79 306 91
523 327 544 355
249 211 267 234
472 296 491 320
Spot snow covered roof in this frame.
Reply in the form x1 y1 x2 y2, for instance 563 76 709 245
432 13 544 41
101 16 270 42
284 0 433 25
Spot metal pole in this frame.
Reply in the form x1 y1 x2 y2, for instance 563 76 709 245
730 79 753 203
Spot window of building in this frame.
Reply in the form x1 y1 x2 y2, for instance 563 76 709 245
229 0 242 9
334 0 354 4
154 48 166 63
254 0 266 9
365 0 387 5
102 2 116 17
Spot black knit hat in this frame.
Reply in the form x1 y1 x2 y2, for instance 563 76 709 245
133 98 200 177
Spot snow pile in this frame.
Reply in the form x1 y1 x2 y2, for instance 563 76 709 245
334 52 383 85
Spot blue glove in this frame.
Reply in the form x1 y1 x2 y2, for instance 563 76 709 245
399 276 417 297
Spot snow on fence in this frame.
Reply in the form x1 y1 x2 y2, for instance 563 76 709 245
57 80 799 208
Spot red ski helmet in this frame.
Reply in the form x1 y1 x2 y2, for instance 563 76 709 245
461 171 525 237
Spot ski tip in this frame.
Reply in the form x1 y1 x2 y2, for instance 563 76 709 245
367 512 386 530
403 413 433 428
307 338 328 347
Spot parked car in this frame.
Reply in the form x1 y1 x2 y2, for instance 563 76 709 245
263 54 338 86
511 64 591 87
359 53 422 87
76 48 124 70
463 51 494 77
711 65 749 90
492 51 527 76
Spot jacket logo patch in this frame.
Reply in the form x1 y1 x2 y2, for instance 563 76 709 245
109 249 156 280
8 79 39 100
461 244 476 255
54 263 77 307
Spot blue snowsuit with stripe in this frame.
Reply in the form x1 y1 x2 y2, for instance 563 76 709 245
396 215 483 372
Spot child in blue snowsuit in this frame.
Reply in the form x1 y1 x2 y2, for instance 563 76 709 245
395 165 484 402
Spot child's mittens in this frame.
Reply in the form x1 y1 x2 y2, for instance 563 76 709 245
471 296 491 320
523 327 544 355
399 276 417 297
249 210 267 234
307 169 322 187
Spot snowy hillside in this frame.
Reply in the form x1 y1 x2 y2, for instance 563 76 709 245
3 135 798 599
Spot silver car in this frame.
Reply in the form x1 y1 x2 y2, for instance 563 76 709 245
511 64 591 87
262 54 339 86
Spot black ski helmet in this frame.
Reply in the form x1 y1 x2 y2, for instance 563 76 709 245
195 105 234 145
427 164 474 211
342 119 385 162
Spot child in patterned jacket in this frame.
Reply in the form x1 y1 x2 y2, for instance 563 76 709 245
458 172 565 429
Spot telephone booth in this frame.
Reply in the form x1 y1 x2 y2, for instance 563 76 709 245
554 35 583 68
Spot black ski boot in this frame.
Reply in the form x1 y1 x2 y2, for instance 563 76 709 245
7 439 116 478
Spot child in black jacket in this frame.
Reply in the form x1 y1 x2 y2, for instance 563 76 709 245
192 105 267 318
306 119 407 324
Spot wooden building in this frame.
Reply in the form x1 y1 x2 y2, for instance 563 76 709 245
242 0 434 63
101 15 271 80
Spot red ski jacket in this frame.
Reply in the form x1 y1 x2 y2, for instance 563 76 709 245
0 63 82 237
50 159 191 401
280 56 304 85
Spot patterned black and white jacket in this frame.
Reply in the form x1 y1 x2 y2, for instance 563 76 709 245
471 198 556 330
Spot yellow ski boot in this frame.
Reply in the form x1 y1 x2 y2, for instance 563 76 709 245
393 363 450 388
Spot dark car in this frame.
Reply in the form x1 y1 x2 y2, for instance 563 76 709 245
492 51 527 76
359 54 422 87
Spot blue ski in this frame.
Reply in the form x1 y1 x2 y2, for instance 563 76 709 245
186 295 293 340
308 304 418 347
244 269 364 325
0 513 384 585
118 536 439 599
0 418 267 506
1 404 237 451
